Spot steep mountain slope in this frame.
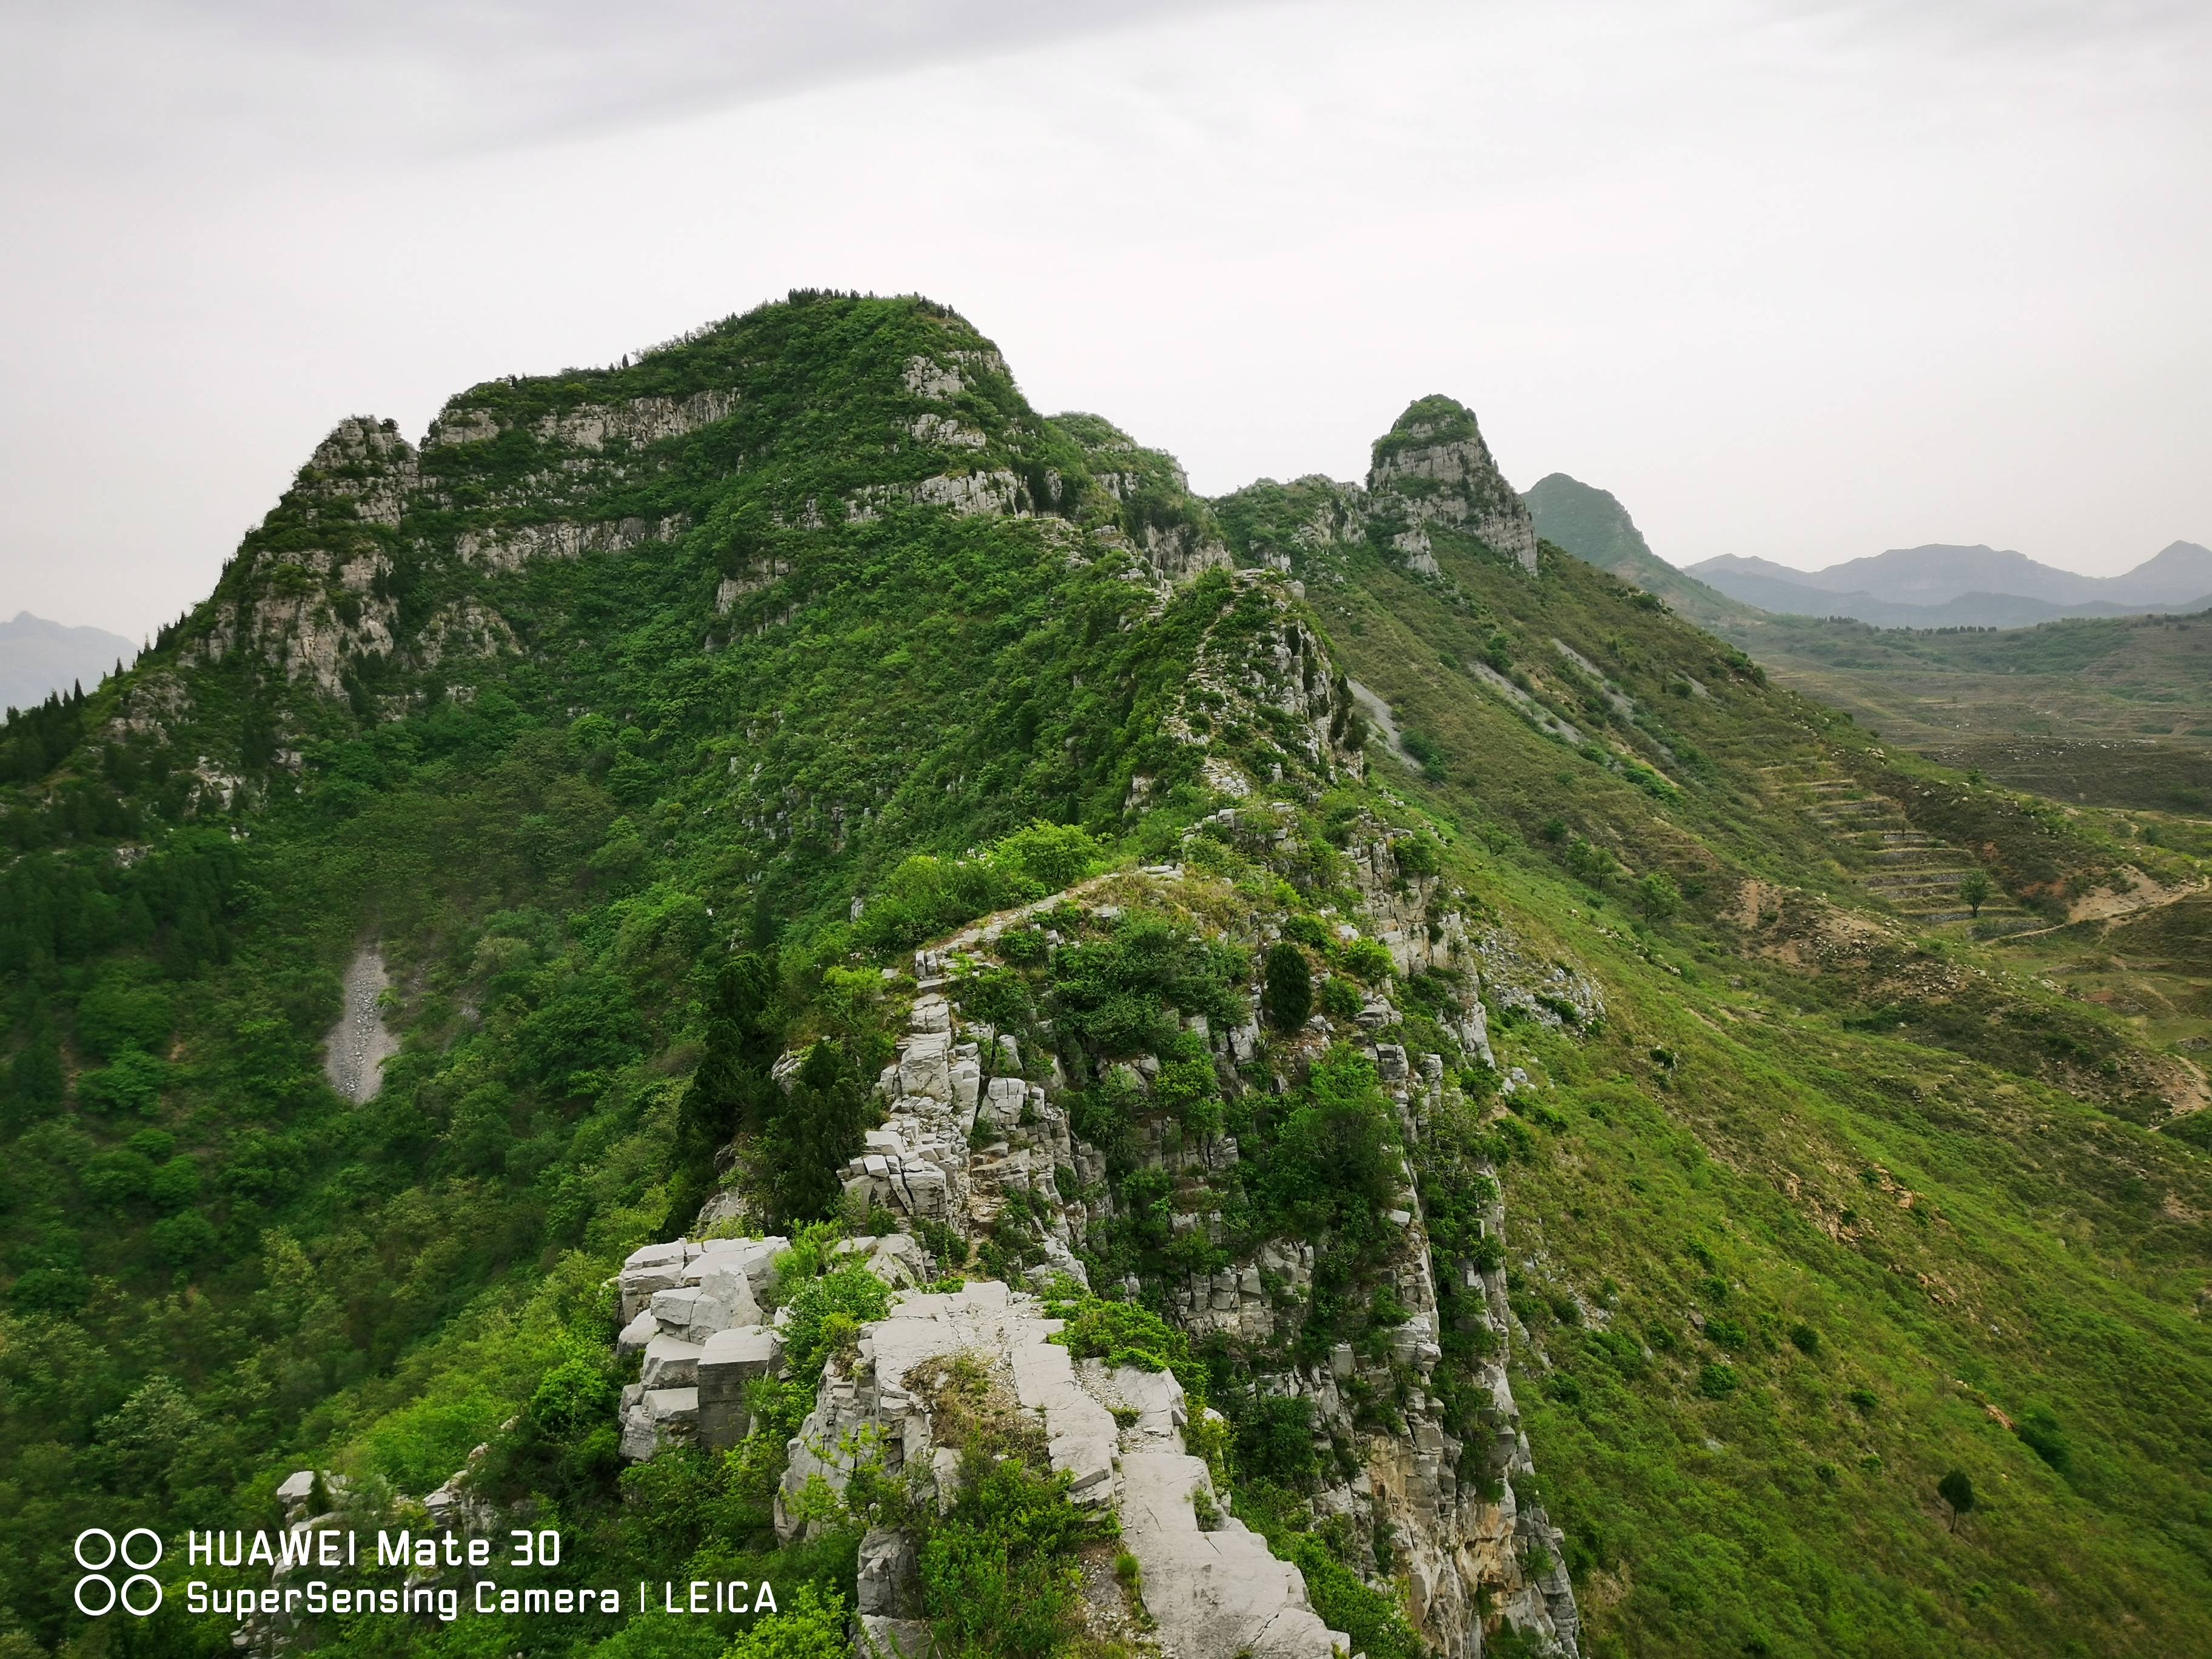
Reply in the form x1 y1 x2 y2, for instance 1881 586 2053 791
0 295 2207 1659
1520 475 1753 630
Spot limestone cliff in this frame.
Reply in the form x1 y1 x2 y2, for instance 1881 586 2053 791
610 800 1590 1656
1366 397 1538 578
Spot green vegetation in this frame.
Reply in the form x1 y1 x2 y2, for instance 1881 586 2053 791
1262 940 1313 1031
1713 609 2212 811
0 290 2205 1658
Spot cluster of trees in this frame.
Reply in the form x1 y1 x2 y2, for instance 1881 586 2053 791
0 683 91 785
668 949 883 1232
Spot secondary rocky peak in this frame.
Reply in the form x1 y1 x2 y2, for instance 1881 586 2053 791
1367 395 1537 577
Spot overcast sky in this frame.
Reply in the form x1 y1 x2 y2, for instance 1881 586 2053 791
3 0 2207 640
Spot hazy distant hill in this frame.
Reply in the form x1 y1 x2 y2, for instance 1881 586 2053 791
0 610 135 712
1521 473 1754 626
1690 542 2212 626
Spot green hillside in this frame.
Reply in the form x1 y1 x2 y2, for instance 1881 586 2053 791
1521 473 1755 629
1519 472 2212 813
1710 609 2212 807
1 294 2208 1659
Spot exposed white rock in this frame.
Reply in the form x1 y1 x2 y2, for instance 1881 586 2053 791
591 851 1584 1654
1118 1450 1349 1659
532 389 739 451
907 413 989 450
457 514 686 572
427 407 503 447
699 1326 783 1449
323 943 399 1103
301 417 418 526
850 470 1026 520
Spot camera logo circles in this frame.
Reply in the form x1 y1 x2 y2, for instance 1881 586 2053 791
74 1528 163 1617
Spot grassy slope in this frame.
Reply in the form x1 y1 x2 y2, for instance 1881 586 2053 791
1521 472 1758 631
1284 531 2212 1656
1712 611 2212 808
0 296 2206 1657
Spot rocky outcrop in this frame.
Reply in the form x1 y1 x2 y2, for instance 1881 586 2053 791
323 943 400 1103
600 846 1586 1654
1143 572 1361 803
777 1280 1350 1659
1366 397 1538 577
848 470 1028 521
902 350 1006 402
850 865 1575 1654
533 389 739 451
615 1233 928 1463
455 514 687 572
298 418 418 529
907 414 988 450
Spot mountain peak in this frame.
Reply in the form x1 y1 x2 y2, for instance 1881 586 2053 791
1365 395 1535 575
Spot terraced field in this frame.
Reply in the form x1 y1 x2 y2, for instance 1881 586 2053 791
1760 759 2039 934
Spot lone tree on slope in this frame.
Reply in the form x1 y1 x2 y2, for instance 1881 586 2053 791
1939 1469 1977 1533
1959 870 1993 919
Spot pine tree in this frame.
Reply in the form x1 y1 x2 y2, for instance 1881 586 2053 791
1262 942 1312 1033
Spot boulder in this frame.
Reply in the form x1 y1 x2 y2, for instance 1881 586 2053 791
620 1387 699 1462
1009 1338 1118 1502
856 1528 921 1617
856 1616 935 1659
979 1075 1027 1132
683 1261 765 1334
899 1033 952 1103
698 1326 782 1450
275 1470 317 1525
1117 1450 1348 1659
949 1059 981 1114
642 1334 703 1390
618 1261 685 1322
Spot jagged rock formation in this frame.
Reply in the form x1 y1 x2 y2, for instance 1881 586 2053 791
613 1233 929 1461
780 1281 1352 1659
615 826 1589 1654
1207 400 1540 585
1367 397 1538 577
1051 412 1236 580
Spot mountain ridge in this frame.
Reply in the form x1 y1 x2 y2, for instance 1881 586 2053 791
1 292 2207 1659
1691 541 2212 626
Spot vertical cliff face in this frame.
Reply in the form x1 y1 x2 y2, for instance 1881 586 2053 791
1366 397 1538 577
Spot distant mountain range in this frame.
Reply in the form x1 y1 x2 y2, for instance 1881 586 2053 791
1684 541 2212 629
0 611 137 713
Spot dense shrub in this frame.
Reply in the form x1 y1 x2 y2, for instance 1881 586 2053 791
1262 942 1312 1031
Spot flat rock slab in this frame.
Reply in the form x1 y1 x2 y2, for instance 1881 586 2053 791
1119 1450 1348 1659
